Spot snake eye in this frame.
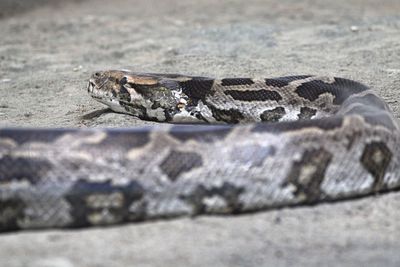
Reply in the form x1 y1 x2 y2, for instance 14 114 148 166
94 72 101 78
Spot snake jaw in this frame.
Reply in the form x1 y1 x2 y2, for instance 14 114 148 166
87 70 218 123
87 71 130 114
87 70 185 121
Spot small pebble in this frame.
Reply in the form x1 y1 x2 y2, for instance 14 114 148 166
1 78 11 83
73 65 83 72
350 25 359 32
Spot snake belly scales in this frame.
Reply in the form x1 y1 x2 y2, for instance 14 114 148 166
0 70 399 232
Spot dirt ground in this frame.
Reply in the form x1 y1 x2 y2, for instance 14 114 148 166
0 0 400 266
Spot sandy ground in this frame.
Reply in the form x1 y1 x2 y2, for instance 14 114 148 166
0 0 400 266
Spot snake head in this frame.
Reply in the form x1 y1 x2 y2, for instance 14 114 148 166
88 70 187 121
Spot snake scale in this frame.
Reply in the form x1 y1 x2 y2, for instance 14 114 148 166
0 69 399 232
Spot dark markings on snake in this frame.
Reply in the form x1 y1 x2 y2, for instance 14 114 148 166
151 102 162 110
65 180 144 227
160 150 203 181
0 199 26 231
102 131 150 149
163 108 175 122
360 141 392 191
265 75 312 88
221 78 255 86
252 116 343 133
210 107 245 123
0 128 76 144
298 107 317 120
181 182 244 214
190 109 210 123
118 101 152 121
179 79 215 102
169 124 232 143
119 101 134 113
0 156 52 184
232 144 276 167
284 148 332 203
118 84 131 102
225 89 282 102
81 130 150 151
260 107 286 122
123 83 148 96
295 78 368 104
114 77 133 102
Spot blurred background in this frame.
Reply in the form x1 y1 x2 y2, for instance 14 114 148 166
0 0 82 18
0 1 399 266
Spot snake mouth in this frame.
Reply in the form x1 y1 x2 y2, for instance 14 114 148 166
87 79 131 114
87 81 102 99
87 77 109 94
87 79 110 99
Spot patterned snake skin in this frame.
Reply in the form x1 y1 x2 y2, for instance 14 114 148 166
0 70 399 232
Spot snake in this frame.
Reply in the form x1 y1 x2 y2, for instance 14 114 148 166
0 69 399 232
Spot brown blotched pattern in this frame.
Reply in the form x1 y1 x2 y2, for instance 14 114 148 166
294 78 368 104
361 142 392 191
180 79 215 102
160 150 203 181
260 107 286 122
209 106 245 123
0 72 399 231
225 89 282 102
221 78 255 86
0 156 53 184
298 107 317 120
284 148 333 202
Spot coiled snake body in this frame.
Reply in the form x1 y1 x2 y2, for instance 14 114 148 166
0 70 399 231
